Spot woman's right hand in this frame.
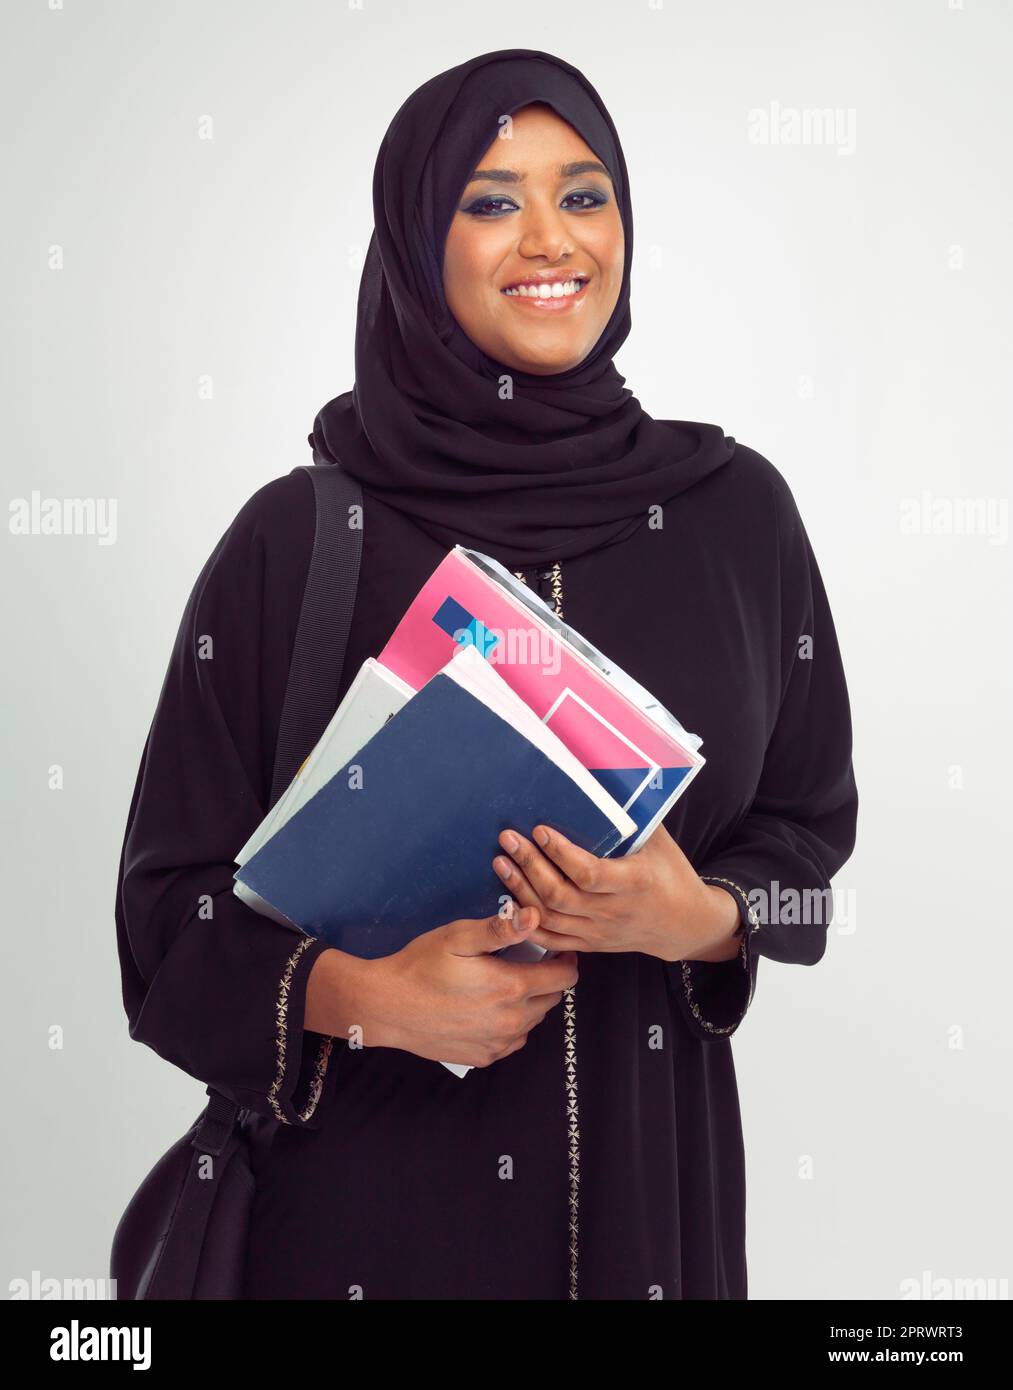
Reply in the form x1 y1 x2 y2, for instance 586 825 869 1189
306 904 578 1068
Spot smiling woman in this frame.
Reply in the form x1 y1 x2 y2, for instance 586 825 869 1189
443 105 625 374
114 47 858 1303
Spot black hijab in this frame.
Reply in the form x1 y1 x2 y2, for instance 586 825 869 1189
308 48 735 569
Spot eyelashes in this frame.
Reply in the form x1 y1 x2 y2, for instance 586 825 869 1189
460 190 610 218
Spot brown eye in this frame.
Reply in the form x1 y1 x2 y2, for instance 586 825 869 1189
561 190 608 210
461 196 518 218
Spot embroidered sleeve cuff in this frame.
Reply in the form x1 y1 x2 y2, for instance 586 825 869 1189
267 934 335 1126
672 877 762 1041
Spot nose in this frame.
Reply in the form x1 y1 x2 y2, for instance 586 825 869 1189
515 199 576 263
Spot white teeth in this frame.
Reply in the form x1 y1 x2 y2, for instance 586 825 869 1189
502 279 586 298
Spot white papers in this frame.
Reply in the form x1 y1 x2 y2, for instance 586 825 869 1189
442 643 637 844
235 658 414 867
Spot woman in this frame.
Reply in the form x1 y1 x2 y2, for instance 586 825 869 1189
114 49 858 1300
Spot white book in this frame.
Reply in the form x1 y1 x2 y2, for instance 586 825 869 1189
235 658 414 867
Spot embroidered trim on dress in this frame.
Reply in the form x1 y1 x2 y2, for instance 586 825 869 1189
267 935 333 1124
682 876 762 1032
514 561 580 1301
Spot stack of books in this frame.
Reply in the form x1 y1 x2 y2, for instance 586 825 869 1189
233 546 705 1075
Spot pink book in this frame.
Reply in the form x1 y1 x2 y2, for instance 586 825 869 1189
378 546 705 853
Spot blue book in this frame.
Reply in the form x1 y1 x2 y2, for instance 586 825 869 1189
233 645 636 960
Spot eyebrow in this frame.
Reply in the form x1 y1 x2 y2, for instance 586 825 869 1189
465 159 611 185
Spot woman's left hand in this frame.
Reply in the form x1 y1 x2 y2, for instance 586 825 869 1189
492 822 741 963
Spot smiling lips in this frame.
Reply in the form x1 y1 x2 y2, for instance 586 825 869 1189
500 275 590 309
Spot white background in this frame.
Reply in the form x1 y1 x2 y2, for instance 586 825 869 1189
2 0 1010 1300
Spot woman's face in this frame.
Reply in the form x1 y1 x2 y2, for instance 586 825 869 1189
443 102 624 376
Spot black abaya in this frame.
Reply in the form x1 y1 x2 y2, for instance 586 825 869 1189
114 441 858 1299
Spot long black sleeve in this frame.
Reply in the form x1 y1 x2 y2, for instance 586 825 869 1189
671 474 859 1040
113 472 338 1126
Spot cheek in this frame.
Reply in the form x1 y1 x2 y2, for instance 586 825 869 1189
587 216 625 304
444 222 505 311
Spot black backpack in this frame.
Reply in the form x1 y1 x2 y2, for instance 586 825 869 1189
110 459 363 1299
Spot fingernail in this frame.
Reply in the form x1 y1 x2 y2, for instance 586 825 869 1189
501 831 518 852
534 826 549 846
493 856 513 878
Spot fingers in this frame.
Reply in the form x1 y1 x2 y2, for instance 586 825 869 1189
506 950 580 998
497 828 616 910
487 990 566 1065
494 830 580 916
528 824 618 893
447 903 540 956
527 922 596 953
496 829 576 910
492 859 595 945
491 852 540 906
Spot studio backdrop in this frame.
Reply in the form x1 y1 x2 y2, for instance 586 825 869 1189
2 0 1010 1304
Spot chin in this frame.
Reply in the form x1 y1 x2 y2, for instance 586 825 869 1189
517 360 582 376
498 341 587 376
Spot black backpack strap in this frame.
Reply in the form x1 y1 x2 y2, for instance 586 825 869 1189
270 459 364 808
133 463 364 1299
210 463 361 1145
